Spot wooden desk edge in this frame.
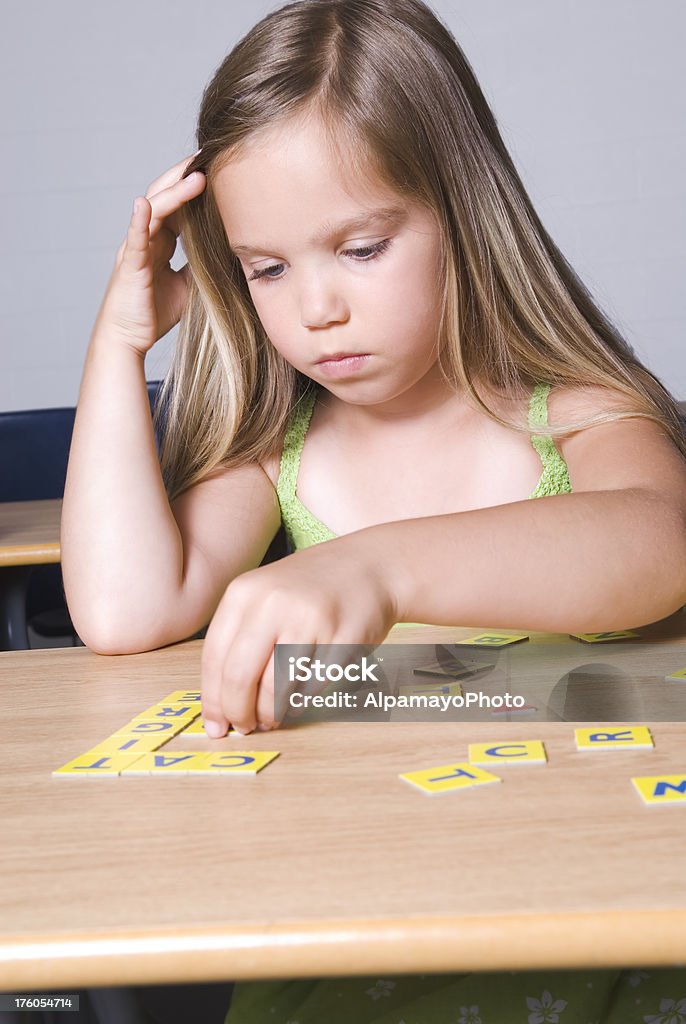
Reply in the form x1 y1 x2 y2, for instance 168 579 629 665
2 909 685 989
0 543 61 567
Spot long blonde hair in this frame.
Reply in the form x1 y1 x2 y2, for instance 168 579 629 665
158 0 685 499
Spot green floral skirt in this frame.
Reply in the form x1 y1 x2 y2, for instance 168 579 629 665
226 969 686 1023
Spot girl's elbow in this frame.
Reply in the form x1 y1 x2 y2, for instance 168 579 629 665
70 608 173 656
75 620 158 656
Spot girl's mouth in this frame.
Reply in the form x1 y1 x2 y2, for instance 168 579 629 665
316 354 370 378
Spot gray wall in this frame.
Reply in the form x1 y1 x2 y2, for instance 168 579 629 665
2 0 684 410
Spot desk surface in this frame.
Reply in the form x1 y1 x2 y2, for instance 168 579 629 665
0 499 61 566
2 621 686 990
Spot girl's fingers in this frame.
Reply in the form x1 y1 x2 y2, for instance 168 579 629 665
121 177 194 273
121 195 174 270
201 621 267 738
257 641 317 727
144 151 202 199
254 648 278 728
120 196 152 273
130 150 205 241
145 170 206 239
201 636 231 738
219 630 277 736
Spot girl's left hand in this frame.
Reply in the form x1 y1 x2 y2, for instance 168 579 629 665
200 535 399 735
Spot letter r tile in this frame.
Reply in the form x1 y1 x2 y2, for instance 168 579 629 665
575 727 653 750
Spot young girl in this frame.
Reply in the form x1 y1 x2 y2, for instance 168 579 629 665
62 0 686 1020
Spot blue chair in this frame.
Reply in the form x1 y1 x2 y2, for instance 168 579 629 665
0 381 162 650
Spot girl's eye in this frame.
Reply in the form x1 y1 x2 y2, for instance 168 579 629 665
247 238 393 284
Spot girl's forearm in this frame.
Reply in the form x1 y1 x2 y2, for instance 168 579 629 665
358 489 686 633
61 331 184 648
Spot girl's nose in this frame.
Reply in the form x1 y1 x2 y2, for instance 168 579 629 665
299 277 350 329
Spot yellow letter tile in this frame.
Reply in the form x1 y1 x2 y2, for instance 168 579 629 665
452 632 529 648
112 718 190 740
632 774 686 804
52 753 146 776
665 667 686 682
161 691 202 703
82 735 168 756
575 727 653 750
399 762 501 795
131 703 201 723
468 740 547 765
570 631 638 643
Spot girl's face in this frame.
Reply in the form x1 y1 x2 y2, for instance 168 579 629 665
212 114 445 407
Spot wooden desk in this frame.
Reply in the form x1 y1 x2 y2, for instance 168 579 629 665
0 499 62 650
2 620 686 991
0 499 61 568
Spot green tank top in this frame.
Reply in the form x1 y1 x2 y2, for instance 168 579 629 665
277 382 572 552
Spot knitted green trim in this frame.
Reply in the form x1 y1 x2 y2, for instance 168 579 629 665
276 389 335 550
528 383 573 498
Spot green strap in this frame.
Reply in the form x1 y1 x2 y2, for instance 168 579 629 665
528 382 573 497
277 389 316 505
276 389 335 549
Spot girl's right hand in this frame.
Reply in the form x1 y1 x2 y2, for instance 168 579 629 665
94 153 207 354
